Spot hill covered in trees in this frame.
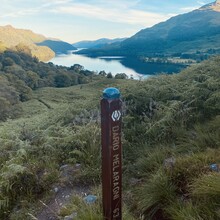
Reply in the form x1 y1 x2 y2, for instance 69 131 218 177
72 38 127 49
0 50 95 121
37 40 77 54
0 51 219 219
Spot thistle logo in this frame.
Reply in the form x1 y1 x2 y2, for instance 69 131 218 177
111 110 121 122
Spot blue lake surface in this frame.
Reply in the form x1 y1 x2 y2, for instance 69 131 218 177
50 52 186 79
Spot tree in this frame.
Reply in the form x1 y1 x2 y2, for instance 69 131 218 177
115 73 128 79
25 70 39 89
15 43 32 56
2 57 14 67
106 72 113 78
0 76 21 120
54 73 71 87
69 64 84 72
99 70 107 76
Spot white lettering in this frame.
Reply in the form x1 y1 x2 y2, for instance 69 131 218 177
113 208 120 218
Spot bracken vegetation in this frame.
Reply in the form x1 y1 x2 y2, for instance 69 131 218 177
0 51 219 219
122 56 220 220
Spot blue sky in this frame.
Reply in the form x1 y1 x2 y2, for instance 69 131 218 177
0 0 212 43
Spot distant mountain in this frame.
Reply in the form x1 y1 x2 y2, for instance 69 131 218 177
72 38 127 49
77 1 220 58
37 40 77 54
0 25 76 61
0 25 55 61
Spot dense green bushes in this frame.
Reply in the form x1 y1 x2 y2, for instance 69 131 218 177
124 57 220 145
0 50 94 92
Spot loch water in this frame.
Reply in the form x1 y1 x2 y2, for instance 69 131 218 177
50 52 186 79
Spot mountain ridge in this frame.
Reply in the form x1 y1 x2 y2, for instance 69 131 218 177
72 38 127 49
37 40 76 54
77 1 220 59
200 0 220 11
0 25 75 61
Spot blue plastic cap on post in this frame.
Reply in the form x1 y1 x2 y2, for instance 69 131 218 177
83 195 97 204
103 87 120 99
210 164 219 172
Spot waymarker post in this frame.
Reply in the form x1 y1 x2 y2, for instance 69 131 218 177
101 87 122 220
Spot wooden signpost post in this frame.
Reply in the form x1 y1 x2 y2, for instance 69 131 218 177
101 87 122 220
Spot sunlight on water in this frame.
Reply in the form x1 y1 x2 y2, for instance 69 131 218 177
50 52 144 79
50 51 186 80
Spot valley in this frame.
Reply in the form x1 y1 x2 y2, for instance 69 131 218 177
50 52 187 78
77 1 220 64
0 1 220 219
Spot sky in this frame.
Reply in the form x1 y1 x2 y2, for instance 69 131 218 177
0 0 213 43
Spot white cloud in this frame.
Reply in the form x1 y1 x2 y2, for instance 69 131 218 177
197 1 206 5
51 3 171 26
0 0 71 18
41 0 71 6
179 6 199 12
0 0 174 28
179 1 209 13
0 8 40 18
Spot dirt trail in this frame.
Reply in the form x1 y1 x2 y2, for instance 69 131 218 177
36 164 90 220
36 185 89 220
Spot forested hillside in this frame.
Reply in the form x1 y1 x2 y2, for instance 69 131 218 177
37 40 77 54
0 53 219 219
0 50 94 121
77 1 220 60
72 38 127 49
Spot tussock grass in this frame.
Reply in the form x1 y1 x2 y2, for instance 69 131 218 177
191 173 220 197
136 170 176 219
165 200 204 220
